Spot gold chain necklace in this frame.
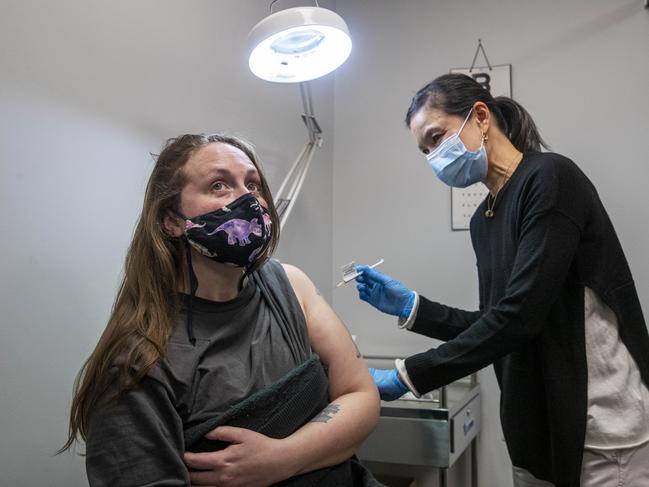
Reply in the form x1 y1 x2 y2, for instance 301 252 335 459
485 154 520 218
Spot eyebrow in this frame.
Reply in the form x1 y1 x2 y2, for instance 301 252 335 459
205 166 260 178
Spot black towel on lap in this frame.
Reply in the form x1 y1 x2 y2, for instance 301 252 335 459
184 355 383 486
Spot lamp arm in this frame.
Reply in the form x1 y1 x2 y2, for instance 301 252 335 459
300 82 323 147
278 142 317 229
275 81 323 230
275 142 310 200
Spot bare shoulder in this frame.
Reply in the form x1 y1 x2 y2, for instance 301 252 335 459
281 263 316 306
281 262 310 287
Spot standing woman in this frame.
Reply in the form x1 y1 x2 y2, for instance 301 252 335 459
356 74 649 487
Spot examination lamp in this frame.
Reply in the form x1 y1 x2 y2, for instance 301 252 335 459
247 5 352 83
247 2 351 229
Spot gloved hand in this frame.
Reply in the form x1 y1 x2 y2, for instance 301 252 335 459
369 368 409 401
355 266 415 318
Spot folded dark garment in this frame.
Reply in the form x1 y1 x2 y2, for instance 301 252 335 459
184 355 383 486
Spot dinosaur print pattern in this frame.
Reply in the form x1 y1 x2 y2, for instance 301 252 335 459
185 220 206 231
208 218 262 245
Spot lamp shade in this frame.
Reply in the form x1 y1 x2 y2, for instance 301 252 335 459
248 6 352 83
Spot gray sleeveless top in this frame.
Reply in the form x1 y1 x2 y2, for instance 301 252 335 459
150 259 312 430
86 260 384 486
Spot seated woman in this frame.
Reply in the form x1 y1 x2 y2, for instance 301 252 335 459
60 133 381 486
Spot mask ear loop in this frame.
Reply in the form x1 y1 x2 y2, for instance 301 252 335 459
458 107 474 136
172 208 198 346
459 107 488 153
184 240 198 346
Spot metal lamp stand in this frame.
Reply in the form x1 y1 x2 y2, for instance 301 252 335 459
275 81 323 229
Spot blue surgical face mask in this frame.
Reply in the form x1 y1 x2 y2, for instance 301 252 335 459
425 109 488 188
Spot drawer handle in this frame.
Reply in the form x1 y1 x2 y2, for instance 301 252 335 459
463 416 475 435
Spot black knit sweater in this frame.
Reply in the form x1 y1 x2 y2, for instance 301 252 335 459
404 152 649 487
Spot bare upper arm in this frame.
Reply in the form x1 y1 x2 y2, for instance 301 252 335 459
281 263 374 399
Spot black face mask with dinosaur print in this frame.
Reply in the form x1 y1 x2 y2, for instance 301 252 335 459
177 193 272 268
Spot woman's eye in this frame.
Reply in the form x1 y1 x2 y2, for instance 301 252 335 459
211 181 226 191
246 182 261 192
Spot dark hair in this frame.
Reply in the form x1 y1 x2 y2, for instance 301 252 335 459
405 73 548 152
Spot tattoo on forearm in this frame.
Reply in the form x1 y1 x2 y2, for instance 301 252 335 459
311 404 340 423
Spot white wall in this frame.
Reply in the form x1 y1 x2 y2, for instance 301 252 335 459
3 1 649 486
0 1 334 485
332 1 649 486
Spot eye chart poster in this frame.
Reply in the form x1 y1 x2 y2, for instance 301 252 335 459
448 64 511 230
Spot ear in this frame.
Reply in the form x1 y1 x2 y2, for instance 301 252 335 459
472 101 491 133
163 210 185 238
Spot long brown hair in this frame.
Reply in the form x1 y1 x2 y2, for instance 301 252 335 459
60 134 280 452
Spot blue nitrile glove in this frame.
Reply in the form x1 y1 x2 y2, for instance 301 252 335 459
355 266 415 318
369 367 409 401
